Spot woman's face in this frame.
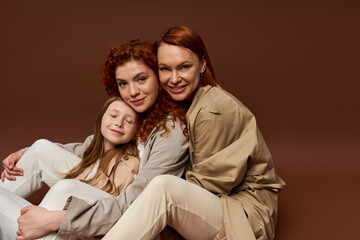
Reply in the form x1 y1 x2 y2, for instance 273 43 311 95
101 100 138 152
157 43 206 101
115 61 159 113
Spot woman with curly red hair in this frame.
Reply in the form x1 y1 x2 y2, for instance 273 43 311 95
1 40 189 239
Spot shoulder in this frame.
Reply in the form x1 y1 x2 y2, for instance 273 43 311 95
156 117 185 136
146 118 187 145
196 86 253 120
140 117 189 166
165 117 185 133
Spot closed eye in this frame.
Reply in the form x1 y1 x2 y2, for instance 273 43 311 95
126 116 136 123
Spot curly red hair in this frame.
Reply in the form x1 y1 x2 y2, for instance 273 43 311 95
101 40 188 142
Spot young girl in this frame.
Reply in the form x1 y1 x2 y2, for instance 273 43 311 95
0 96 140 239
63 96 140 197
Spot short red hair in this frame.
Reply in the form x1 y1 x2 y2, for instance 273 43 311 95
155 26 216 87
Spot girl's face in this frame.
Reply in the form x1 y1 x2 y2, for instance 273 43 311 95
115 61 159 113
101 100 138 152
157 43 206 101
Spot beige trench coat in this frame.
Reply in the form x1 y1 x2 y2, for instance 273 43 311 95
74 154 139 196
185 85 285 240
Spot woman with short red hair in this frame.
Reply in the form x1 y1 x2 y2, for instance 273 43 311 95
103 26 286 240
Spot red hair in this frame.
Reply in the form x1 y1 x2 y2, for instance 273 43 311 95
101 40 188 142
154 26 216 87
102 40 158 96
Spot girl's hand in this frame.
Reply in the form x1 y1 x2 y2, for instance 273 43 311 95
1 148 26 181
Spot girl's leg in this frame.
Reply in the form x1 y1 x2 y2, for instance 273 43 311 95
0 186 32 240
103 175 224 240
0 139 81 198
34 179 113 240
39 179 112 210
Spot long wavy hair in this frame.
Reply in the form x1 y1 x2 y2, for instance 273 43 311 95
154 26 216 87
101 40 188 141
64 97 139 196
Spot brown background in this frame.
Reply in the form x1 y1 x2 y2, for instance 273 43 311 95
0 1 359 239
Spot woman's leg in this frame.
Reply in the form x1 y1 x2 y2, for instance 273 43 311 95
103 175 223 240
0 186 32 240
0 139 81 198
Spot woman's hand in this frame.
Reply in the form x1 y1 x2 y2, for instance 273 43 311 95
1 148 26 181
16 205 65 240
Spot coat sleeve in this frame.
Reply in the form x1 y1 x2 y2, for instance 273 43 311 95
186 99 271 195
57 120 189 237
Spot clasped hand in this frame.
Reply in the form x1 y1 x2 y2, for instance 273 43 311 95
16 205 65 240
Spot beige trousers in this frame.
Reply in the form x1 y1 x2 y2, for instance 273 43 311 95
103 175 224 240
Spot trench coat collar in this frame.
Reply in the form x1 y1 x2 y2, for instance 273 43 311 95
103 154 133 177
103 157 117 177
186 85 213 118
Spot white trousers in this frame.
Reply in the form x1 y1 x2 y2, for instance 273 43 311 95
103 175 224 240
0 179 112 240
0 139 81 198
0 139 112 240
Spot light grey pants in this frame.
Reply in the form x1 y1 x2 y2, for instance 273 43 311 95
103 175 224 240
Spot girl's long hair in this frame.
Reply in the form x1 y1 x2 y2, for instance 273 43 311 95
102 40 188 141
154 26 216 87
64 97 139 196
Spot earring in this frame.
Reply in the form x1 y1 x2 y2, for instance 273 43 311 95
200 72 204 77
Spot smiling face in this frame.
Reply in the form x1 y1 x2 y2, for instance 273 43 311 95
115 61 159 113
101 100 138 152
157 43 206 101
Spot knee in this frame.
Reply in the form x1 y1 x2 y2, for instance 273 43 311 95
49 179 80 196
29 139 53 152
25 139 60 162
141 175 186 207
148 175 174 189
40 179 82 210
16 139 54 166
146 175 181 195
26 139 54 157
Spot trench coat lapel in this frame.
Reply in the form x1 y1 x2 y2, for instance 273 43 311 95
186 85 212 163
